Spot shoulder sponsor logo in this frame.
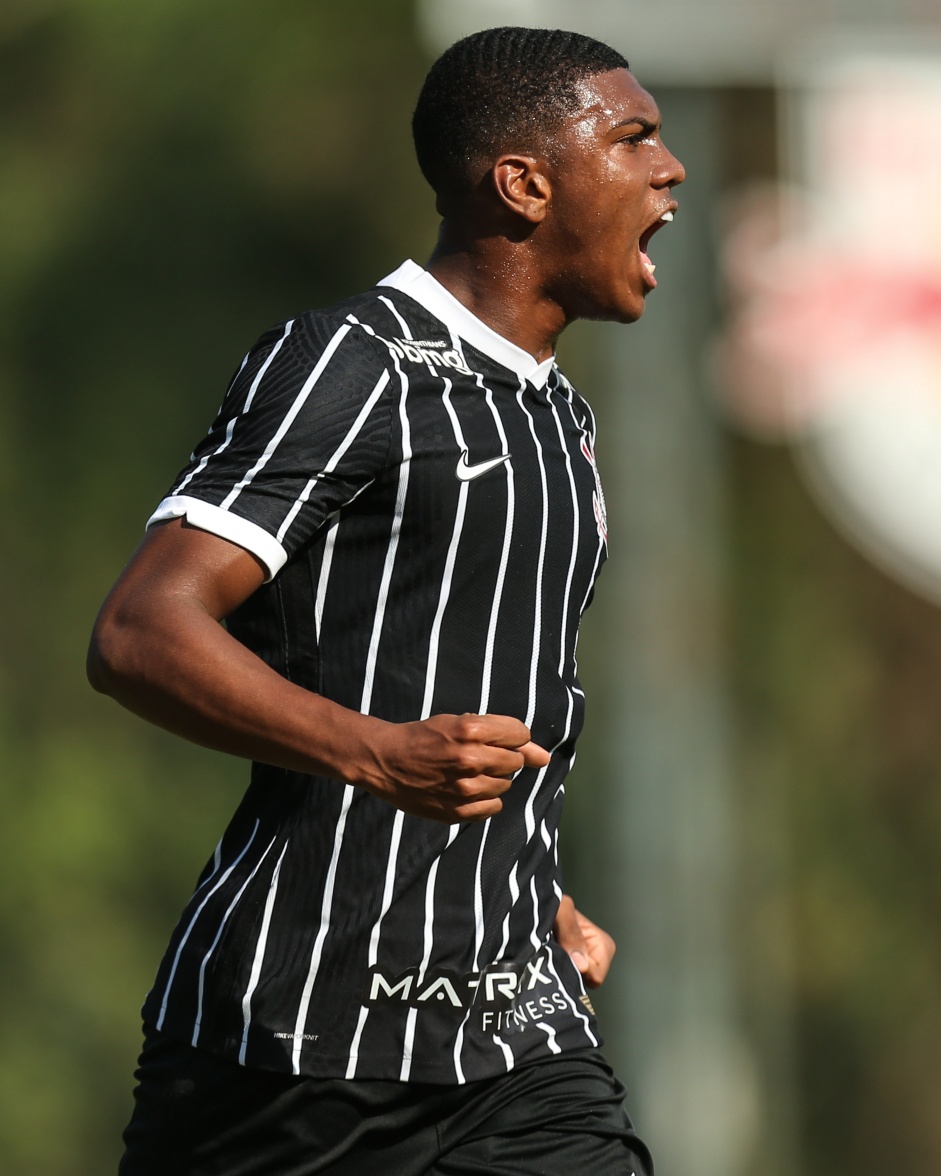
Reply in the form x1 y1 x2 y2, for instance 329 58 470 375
455 449 511 482
379 335 472 375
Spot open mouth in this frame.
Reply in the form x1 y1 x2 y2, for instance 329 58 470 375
638 210 675 284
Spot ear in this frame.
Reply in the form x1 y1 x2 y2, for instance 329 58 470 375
491 155 552 223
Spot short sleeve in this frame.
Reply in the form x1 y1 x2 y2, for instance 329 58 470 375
147 314 395 580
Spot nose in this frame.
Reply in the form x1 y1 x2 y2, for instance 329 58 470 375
654 140 685 189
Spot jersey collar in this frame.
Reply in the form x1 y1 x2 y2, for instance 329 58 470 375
377 260 556 390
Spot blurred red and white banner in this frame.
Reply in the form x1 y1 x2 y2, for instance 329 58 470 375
719 47 941 603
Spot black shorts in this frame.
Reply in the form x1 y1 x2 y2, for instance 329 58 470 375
119 1024 653 1176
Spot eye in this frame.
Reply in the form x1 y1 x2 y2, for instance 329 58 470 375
620 128 658 147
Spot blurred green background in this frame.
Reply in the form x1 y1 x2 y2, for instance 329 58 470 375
3 3 941 1174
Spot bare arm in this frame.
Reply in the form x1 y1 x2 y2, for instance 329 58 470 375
87 519 549 822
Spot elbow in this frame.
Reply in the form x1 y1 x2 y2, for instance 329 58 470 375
86 636 113 695
86 608 137 697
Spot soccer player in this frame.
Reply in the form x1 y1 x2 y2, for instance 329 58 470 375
89 25 684 1176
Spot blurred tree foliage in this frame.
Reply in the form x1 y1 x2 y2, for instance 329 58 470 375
729 440 941 1176
0 2 430 1172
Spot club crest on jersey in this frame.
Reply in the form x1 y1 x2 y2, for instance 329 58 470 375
382 336 472 375
580 435 608 543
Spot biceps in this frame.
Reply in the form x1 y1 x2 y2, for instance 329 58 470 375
92 519 266 644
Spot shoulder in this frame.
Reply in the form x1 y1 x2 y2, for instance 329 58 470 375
216 299 402 428
282 287 425 377
282 305 390 369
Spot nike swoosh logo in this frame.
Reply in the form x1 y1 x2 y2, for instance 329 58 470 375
455 450 511 481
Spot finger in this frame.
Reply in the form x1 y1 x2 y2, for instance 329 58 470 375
553 895 591 976
471 713 537 750
472 742 548 776
450 796 505 823
574 911 616 988
465 746 526 779
453 774 514 800
584 956 613 987
517 739 551 768
457 715 551 768
401 789 505 824
580 949 608 988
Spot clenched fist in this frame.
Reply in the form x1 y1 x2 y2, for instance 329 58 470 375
362 712 550 823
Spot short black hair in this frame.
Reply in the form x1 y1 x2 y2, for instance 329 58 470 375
413 27 629 208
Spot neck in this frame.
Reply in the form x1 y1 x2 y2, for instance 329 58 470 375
424 225 565 363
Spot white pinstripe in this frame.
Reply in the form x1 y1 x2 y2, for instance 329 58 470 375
344 808 403 1079
546 384 582 742
192 836 277 1046
343 322 414 1079
275 370 390 544
239 841 290 1064
220 323 353 508
477 382 516 716
378 294 411 339
400 823 460 1081
544 948 599 1048
290 787 354 1074
399 378 471 1081
171 341 265 494
450 371 516 1082
494 861 520 966
314 516 341 645
516 380 551 843
493 1034 515 1070
536 1020 562 1054
155 820 260 1031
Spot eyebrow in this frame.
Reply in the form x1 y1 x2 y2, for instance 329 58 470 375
611 116 659 134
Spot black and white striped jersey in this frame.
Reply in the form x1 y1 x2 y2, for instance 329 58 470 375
141 260 609 1084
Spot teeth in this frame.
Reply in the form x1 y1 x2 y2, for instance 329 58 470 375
644 261 656 276
660 211 674 222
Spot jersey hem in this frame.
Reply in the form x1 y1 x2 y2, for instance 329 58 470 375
146 495 287 580
143 1010 603 1085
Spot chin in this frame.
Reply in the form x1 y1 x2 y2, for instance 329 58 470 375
571 277 647 325
608 277 649 323
609 292 647 324
583 302 645 326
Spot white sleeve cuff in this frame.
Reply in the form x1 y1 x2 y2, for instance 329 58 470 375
146 495 288 581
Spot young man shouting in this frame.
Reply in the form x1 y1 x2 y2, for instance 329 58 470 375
90 25 684 1176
